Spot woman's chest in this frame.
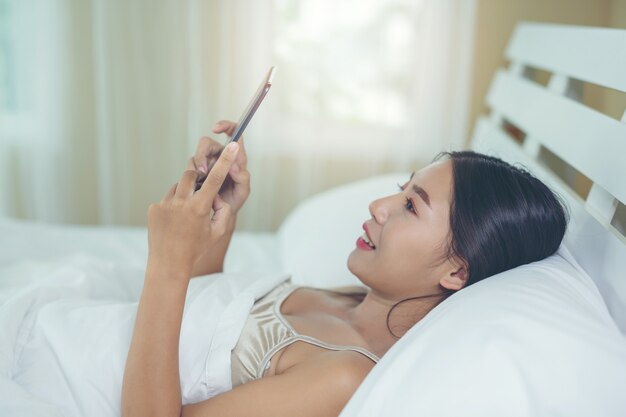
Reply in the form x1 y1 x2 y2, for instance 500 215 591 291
263 287 370 376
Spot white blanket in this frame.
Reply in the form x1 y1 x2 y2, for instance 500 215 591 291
0 254 290 417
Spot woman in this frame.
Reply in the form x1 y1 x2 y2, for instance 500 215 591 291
121 120 568 417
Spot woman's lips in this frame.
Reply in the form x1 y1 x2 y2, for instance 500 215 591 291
356 237 375 251
357 222 376 250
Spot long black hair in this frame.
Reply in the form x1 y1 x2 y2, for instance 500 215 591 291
441 150 568 285
386 150 569 337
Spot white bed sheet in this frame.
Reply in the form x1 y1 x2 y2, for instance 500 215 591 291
0 216 286 416
0 216 290 417
0 216 282 275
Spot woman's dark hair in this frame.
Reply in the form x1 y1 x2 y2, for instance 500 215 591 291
386 150 569 337
439 150 569 285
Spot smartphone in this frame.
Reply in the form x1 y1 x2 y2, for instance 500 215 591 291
228 66 276 143
195 66 276 191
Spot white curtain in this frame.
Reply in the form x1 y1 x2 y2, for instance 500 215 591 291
0 0 475 231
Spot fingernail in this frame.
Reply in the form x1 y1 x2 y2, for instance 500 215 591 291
198 165 207 174
226 142 239 152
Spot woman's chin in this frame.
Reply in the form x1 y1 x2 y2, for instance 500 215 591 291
346 254 365 280
346 251 357 269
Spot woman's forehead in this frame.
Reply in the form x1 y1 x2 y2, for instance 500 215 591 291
410 160 454 204
413 160 451 181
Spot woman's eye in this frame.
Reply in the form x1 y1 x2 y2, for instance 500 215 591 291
397 183 418 215
398 184 419 214
404 197 418 214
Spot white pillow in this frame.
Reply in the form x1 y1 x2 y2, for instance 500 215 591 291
339 245 626 416
277 172 410 288
276 175 626 416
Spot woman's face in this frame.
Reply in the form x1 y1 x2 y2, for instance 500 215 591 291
347 160 466 301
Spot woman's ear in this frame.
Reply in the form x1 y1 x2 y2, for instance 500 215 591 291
439 263 468 291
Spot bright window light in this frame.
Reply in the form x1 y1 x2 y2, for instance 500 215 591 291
272 0 423 129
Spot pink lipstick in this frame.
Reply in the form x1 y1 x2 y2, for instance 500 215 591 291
356 237 375 250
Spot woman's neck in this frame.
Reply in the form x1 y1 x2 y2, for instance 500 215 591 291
346 289 443 357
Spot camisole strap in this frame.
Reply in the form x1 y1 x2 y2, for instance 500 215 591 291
255 285 380 378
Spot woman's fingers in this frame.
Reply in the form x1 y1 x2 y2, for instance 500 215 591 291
185 157 206 192
212 120 237 137
175 170 200 198
162 182 178 202
186 156 199 172
212 120 247 162
210 193 231 235
200 120 249 167
228 162 250 186
196 141 239 210
194 136 223 174
187 120 248 201
213 120 248 168
234 134 248 167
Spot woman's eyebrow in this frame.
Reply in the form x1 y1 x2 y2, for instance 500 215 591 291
407 172 431 209
412 184 431 209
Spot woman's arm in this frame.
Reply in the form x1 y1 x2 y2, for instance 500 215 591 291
122 141 241 417
121 262 189 417
182 350 374 417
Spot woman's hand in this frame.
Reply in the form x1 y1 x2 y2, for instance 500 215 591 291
190 120 250 214
147 141 240 277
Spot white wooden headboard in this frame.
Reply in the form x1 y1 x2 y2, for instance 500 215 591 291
470 23 626 335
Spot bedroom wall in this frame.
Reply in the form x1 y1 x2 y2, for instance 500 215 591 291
604 0 626 120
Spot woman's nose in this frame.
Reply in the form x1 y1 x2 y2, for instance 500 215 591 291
369 197 390 224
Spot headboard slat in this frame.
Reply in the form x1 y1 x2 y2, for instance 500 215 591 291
472 117 626 335
487 70 626 205
586 184 619 221
507 23 626 93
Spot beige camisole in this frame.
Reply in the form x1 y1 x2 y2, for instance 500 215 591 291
230 279 380 388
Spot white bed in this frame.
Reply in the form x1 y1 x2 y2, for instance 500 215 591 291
1 22 625 417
